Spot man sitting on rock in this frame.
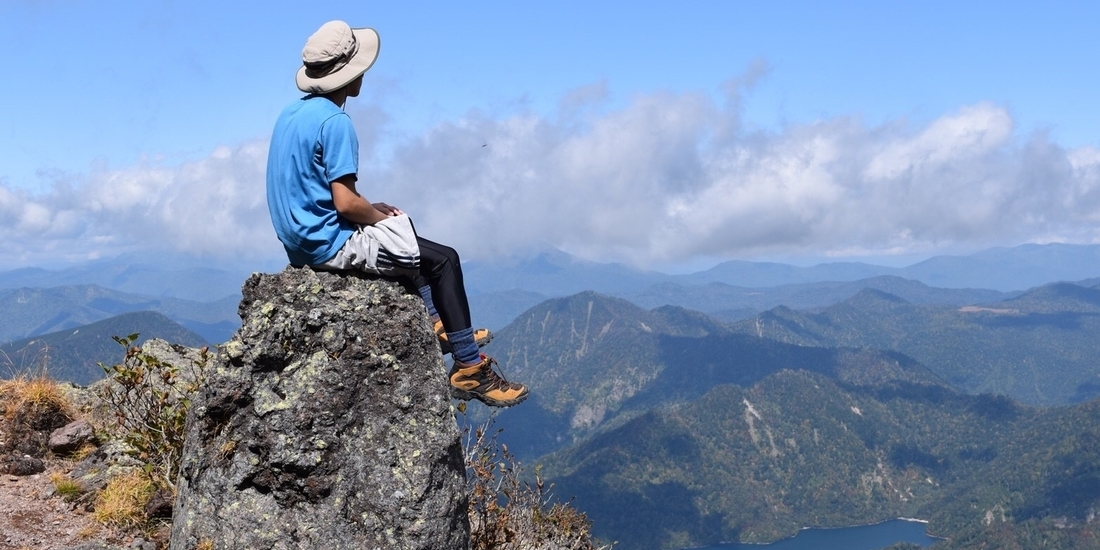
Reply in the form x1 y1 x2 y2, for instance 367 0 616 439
265 20 528 407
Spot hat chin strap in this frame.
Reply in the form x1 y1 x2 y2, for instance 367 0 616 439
303 35 359 79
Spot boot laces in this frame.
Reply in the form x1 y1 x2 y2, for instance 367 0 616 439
480 356 518 390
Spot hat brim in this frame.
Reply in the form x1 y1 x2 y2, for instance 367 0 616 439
295 27 380 94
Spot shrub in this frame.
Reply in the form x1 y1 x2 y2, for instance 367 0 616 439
463 413 611 549
99 334 210 492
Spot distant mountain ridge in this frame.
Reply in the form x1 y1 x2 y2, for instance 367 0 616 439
679 242 1100 291
0 260 252 302
623 275 1012 322
729 282 1100 406
3 243 1097 334
0 310 208 384
0 285 239 345
466 242 1100 297
461 243 1097 327
3 242 1097 305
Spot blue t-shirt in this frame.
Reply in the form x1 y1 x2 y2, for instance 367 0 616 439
266 96 358 266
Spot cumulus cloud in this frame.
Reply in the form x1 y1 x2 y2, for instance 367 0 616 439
374 95 1100 265
1 86 1099 269
0 140 278 266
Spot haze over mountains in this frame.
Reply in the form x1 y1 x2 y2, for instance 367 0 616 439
463 243 1099 328
467 242 1100 294
2 242 1098 397
729 283 1100 406
0 285 238 345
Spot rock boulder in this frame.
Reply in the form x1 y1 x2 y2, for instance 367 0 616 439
170 267 468 550
48 419 96 455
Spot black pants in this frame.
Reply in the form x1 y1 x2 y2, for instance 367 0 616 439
413 236 472 333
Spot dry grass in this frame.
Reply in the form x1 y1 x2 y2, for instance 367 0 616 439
0 374 75 457
0 374 74 423
92 470 156 529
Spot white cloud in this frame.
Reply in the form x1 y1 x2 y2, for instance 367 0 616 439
2 88 1099 269
863 103 1014 181
371 93 1100 265
0 140 279 266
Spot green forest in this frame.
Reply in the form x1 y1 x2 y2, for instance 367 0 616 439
482 285 1100 550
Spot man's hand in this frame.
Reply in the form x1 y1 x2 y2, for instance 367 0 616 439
373 202 404 217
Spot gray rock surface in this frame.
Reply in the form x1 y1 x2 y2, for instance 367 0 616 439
48 419 96 455
0 454 45 476
170 267 469 550
69 440 144 494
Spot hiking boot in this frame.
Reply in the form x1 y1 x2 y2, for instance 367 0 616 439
448 354 529 407
434 320 493 355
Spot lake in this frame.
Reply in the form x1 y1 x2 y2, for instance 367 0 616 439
690 519 940 550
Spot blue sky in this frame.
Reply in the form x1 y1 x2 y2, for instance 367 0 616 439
1 1 1098 270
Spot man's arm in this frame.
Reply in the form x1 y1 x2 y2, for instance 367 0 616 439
331 174 401 225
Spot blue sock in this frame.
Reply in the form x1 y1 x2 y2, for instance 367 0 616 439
447 327 480 365
418 285 439 318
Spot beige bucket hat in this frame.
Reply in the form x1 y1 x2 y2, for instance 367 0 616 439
295 21 380 94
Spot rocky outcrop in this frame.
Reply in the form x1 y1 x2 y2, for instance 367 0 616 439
170 267 468 550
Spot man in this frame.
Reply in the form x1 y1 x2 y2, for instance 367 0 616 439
266 20 528 408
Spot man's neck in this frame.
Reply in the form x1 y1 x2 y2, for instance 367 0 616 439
319 89 348 108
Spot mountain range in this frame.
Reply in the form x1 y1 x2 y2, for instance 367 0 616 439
728 282 1100 406
4 243 1100 334
5 243 1100 549
0 251 265 302
541 369 1100 550
0 310 208 384
465 243 1098 329
465 242 1100 295
471 285 1100 549
0 285 238 346
482 281 1100 457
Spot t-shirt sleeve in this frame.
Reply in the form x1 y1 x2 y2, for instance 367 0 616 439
319 113 359 183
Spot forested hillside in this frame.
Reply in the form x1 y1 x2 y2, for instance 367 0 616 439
730 283 1100 405
542 372 1100 550
479 288 1100 550
487 292 939 459
0 311 208 384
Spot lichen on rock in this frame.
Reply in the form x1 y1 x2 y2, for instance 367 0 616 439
170 266 468 550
